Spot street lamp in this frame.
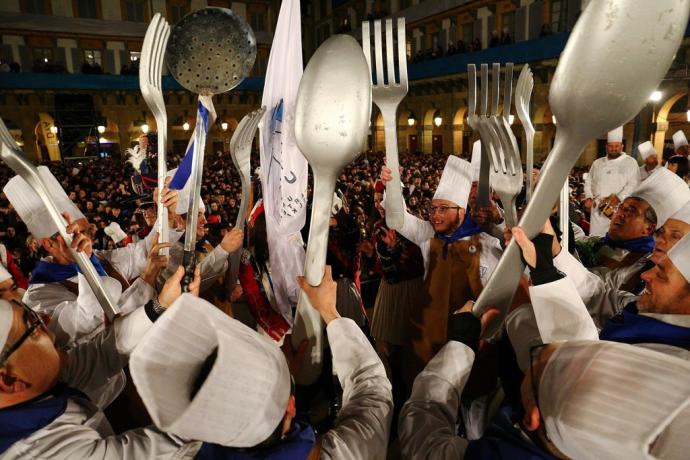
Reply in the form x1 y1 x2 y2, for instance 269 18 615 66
221 121 228 131
182 121 190 131
650 91 662 102
433 110 442 127
50 126 58 134
508 114 515 125
97 125 106 134
141 123 149 134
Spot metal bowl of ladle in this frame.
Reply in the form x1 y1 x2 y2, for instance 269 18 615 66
167 7 256 96
166 7 256 288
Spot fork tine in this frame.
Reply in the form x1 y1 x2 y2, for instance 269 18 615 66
503 63 514 119
362 21 372 83
385 19 395 85
468 64 477 117
373 20 385 86
153 21 170 88
396 18 407 87
491 63 500 116
480 64 488 117
0 118 16 148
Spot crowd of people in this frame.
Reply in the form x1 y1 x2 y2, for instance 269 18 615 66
1 122 690 459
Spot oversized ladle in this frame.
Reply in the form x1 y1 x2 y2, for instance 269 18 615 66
473 0 690 338
291 35 372 384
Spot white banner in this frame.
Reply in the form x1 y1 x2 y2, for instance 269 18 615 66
258 0 307 324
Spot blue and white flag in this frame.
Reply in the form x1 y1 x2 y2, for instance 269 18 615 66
259 0 307 324
170 95 216 190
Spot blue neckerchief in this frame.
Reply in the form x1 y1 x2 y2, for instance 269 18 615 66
600 303 690 348
0 383 88 454
465 406 556 459
195 422 315 460
29 255 108 285
601 233 655 254
170 101 211 190
434 215 482 259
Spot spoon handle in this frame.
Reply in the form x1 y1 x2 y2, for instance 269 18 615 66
304 173 337 285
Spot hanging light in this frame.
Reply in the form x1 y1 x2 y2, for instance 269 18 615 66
221 121 229 131
182 121 190 131
50 126 58 134
650 91 662 102
141 123 149 134
97 125 106 134
552 115 557 125
508 114 515 125
407 111 416 126
433 110 443 127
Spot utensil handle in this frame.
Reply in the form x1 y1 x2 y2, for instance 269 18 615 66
473 133 584 338
183 107 207 252
181 249 196 292
291 290 324 385
383 110 404 230
525 133 534 202
157 121 169 256
304 173 336 285
225 181 249 292
560 180 570 250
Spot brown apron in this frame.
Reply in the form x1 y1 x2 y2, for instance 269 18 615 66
404 235 483 388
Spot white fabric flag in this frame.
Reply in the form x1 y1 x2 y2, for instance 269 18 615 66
258 0 307 324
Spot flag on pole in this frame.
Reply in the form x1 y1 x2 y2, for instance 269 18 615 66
259 0 307 324
170 95 216 190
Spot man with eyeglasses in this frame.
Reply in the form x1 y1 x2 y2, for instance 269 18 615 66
400 230 690 459
0 265 202 459
573 168 690 294
381 156 502 386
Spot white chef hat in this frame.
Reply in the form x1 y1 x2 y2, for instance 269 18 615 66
0 300 12 355
668 232 690 284
433 156 472 208
166 168 205 215
3 166 85 239
470 140 481 182
638 141 657 161
130 293 291 448
0 264 11 283
673 130 689 150
104 222 127 244
331 192 343 216
668 201 690 225
631 167 690 229
540 340 690 460
607 126 623 143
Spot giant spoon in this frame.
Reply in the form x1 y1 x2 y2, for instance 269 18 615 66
473 0 690 337
291 35 372 384
166 7 256 288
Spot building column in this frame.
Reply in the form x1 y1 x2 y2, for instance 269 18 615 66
56 38 77 73
476 7 492 49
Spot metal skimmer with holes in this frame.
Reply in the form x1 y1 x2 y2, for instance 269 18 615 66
166 7 256 96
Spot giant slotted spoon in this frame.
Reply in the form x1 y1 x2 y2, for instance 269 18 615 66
473 0 690 338
139 13 170 254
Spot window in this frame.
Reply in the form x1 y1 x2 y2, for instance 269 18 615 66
32 47 53 63
122 0 147 22
74 0 99 18
83 49 102 66
22 0 51 14
250 11 265 31
462 23 474 45
406 40 412 59
502 11 515 41
551 0 562 33
168 0 190 24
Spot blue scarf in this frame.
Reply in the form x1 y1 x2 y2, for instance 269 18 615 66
465 406 556 459
195 422 315 460
0 383 87 454
434 215 482 259
600 304 690 349
602 233 655 254
29 255 108 285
